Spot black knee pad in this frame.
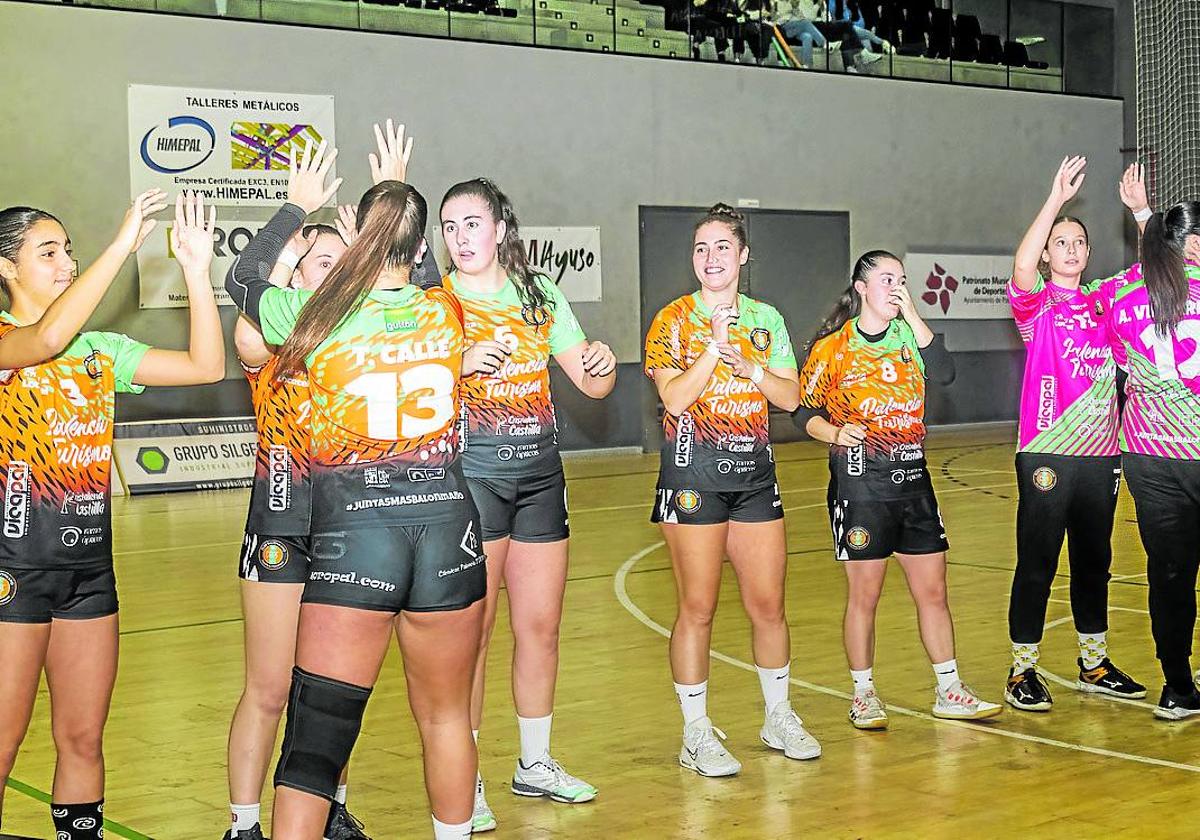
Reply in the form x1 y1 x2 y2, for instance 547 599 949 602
274 666 372 799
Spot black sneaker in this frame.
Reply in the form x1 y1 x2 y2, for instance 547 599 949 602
1077 657 1147 699
1004 667 1053 711
222 826 266 840
324 802 370 840
1154 684 1200 721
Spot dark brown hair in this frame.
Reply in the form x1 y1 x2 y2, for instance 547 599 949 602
1038 215 1090 279
0 206 63 294
440 178 549 312
274 181 427 379
807 249 901 351
1141 202 1200 337
693 202 748 250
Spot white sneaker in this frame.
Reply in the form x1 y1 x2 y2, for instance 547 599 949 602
933 680 1003 720
760 703 822 760
848 689 889 730
472 775 496 833
511 753 597 803
679 716 741 777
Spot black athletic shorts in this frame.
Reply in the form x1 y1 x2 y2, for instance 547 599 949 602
239 533 312 584
827 485 948 561
0 565 118 624
304 508 487 613
651 483 783 525
466 471 569 543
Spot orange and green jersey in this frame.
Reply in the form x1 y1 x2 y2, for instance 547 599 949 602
644 292 796 490
443 271 586 478
0 314 149 568
243 355 312 535
256 284 466 531
799 317 929 496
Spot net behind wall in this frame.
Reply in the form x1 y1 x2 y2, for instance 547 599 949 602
1135 0 1200 209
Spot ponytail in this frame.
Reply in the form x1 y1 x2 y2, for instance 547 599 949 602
806 249 897 352
441 178 549 314
1141 202 1199 337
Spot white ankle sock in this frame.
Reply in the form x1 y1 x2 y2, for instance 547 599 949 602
472 729 479 744
517 714 552 766
756 664 790 714
674 680 708 725
1078 632 1107 670
230 803 259 833
431 815 472 839
932 658 959 692
1012 642 1040 673
850 667 874 694
334 784 347 805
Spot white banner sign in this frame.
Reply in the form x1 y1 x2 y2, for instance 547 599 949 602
136 215 276 309
114 418 256 495
905 252 1013 319
522 226 602 302
127 84 336 207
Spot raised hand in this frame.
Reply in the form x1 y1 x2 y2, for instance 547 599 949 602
369 119 414 185
335 204 359 247
115 189 170 254
1049 155 1086 204
463 340 510 376
170 191 217 274
287 139 342 214
710 302 739 345
581 340 616 377
1118 162 1149 213
716 342 757 379
889 282 918 323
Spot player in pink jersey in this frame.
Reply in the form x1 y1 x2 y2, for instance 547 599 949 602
1108 201 1200 720
1003 157 1149 712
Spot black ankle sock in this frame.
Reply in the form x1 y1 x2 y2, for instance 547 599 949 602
1162 658 1196 695
50 799 104 839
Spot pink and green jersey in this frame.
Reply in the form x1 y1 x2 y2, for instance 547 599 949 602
1107 262 1200 460
1008 275 1118 455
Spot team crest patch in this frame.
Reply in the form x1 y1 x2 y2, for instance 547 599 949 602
846 527 871 550
84 351 103 379
676 490 702 514
1032 467 1057 492
750 328 771 352
259 540 289 570
522 304 550 328
0 570 15 606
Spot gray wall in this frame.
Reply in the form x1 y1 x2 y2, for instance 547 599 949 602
0 2 1128 438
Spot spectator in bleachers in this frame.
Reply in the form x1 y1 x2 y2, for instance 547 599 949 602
771 0 888 70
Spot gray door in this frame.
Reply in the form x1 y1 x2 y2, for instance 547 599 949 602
638 206 850 453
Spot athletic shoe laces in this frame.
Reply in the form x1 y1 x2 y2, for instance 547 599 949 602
693 724 733 763
770 705 810 741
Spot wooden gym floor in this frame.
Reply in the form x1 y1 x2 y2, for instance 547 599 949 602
4 426 1198 839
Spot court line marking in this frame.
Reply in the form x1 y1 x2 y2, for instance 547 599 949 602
4 777 151 840
614 538 1200 774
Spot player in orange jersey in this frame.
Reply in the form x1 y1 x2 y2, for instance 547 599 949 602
645 204 819 778
227 139 484 840
796 250 1000 730
439 178 616 830
0 191 224 839
222 122 416 840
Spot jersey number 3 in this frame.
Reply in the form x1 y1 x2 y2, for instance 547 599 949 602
346 364 455 440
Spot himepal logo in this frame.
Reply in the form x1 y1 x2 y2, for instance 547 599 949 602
921 263 960 315
140 115 217 174
3 461 30 539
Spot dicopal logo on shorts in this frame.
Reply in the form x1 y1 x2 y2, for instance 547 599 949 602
846 526 871 550
846 445 864 477
675 413 695 468
3 461 30 539
268 444 291 512
0 570 16 606
676 490 702 514
1036 375 1057 431
259 539 290 570
1032 466 1058 492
